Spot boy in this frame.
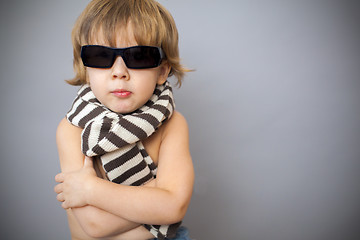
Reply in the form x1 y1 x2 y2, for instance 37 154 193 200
54 0 194 239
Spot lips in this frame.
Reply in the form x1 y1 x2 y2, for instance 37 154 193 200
111 89 132 98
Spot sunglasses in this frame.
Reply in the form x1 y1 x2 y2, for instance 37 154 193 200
81 45 165 69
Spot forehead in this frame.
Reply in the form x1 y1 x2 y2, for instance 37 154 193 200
89 23 138 48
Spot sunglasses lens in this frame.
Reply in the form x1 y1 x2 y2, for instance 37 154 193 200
124 46 161 69
81 45 162 69
81 46 114 68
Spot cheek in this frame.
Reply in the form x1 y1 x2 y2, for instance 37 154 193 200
86 70 106 98
86 68 96 83
87 69 106 87
137 81 157 99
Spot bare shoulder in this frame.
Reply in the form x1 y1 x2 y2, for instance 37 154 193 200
56 118 82 142
56 118 84 172
168 111 188 126
162 111 189 139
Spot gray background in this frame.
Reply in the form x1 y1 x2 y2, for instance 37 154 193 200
1 1 359 240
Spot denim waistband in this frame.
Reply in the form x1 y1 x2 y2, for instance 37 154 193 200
153 226 191 240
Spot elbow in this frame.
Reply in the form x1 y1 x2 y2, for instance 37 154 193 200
82 220 118 239
81 218 106 238
81 217 124 239
163 189 193 224
164 200 189 224
74 209 112 238
176 202 189 222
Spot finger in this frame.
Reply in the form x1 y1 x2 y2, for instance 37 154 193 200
56 193 65 202
84 156 94 168
55 173 64 183
54 183 63 194
62 201 70 210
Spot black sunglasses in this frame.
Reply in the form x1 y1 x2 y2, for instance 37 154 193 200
81 45 165 69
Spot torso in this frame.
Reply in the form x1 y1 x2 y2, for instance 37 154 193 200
63 117 165 240
67 212 154 240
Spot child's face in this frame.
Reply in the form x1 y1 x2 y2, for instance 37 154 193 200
86 26 169 114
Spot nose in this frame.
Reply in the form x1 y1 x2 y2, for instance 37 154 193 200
111 56 130 80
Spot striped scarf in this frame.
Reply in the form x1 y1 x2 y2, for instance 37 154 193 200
66 81 181 239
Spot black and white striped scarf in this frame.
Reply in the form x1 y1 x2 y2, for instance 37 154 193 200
66 81 181 239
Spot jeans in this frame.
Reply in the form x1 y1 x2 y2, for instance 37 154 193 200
153 227 191 240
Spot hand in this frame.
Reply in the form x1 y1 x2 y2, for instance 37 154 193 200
54 156 97 209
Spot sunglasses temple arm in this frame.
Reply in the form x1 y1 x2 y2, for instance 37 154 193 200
159 47 165 60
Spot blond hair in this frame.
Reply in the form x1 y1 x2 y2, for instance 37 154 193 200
67 0 189 87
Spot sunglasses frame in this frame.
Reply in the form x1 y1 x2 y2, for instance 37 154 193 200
80 45 165 69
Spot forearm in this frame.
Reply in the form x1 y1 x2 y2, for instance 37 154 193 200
87 177 186 225
71 205 140 238
69 177 161 238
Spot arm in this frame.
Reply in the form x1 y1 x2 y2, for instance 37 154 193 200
55 118 144 238
56 112 194 225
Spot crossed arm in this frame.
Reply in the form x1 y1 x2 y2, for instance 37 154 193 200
54 112 194 238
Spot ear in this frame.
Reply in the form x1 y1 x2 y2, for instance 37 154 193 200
157 61 171 85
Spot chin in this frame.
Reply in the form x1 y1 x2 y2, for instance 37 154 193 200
110 106 134 114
